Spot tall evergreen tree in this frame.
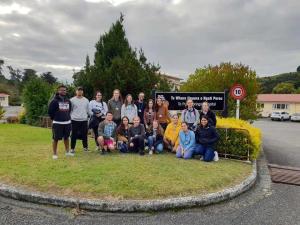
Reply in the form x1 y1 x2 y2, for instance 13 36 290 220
75 14 170 100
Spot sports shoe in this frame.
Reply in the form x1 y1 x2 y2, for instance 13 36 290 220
149 150 153 155
52 155 58 160
213 151 219 161
199 156 203 161
83 148 90 152
66 151 74 157
70 149 75 154
139 150 145 156
95 146 100 151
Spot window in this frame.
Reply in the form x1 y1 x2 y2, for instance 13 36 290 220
0 97 5 101
257 103 264 109
272 103 289 110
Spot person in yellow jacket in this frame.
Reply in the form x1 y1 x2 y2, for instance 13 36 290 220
163 113 181 153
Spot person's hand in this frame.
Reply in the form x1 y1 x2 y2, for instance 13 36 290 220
130 143 134 147
170 140 175 146
172 146 177 152
96 113 101 117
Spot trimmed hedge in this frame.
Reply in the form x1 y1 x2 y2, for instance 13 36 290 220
216 117 262 160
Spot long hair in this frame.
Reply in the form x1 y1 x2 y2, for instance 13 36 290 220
110 89 123 103
155 97 164 112
124 94 133 107
149 120 164 135
94 90 103 103
145 99 155 112
116 116 130 135
200 115 209 128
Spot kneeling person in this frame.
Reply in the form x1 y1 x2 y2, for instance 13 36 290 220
129 116 146 155
194 115 219 162
146 120 164 155
97 112 117 154
176 122 196 159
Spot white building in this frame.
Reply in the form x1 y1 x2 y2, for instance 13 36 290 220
0 93 9 107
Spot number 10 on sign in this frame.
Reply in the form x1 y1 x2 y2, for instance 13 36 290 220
230 84 246 119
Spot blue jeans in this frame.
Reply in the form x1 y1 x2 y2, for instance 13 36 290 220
118 142 129 153
176 146 195 159
194 144 215 162
147 136 163 153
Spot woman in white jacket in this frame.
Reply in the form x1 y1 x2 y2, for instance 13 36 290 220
121 94 138 124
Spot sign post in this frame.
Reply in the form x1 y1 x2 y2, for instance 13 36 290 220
230 84 246 119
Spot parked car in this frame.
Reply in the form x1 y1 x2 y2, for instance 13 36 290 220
270 112 290 121
290 113 300 122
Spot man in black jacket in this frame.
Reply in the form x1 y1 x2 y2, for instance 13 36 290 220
48 85 73 160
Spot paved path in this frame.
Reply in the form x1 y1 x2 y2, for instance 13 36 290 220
254 119 300 167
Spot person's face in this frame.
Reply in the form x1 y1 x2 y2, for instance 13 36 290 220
107 113 113 121
96 92 102 101
187 100 193 108
153 121 159 129
127 95 132 103
172 115 178 124
58 87 66 96
76 89 83 97
133 117 140 126
122 118 129 126
139 93 144 101
113 90 119 99
157 99 162 106
202 103 209 112
149 101 153 108
201 118 208 127
182 123 188 132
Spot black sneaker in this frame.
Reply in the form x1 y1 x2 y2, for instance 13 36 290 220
101 150 107 155
139 150 145 156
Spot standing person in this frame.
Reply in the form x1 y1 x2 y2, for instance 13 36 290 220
143 99 156 131
116 116 130 153
146 120 164 155
135 92 146 124
108 89 123 126
176 122 196 159
155 97 170 130
181 98 200 130
48 85 73 160
97 112 117 154
70 87 90 153
121 94 138 124
163 114 181 153
89 91 108 151
194 115 219 162
128 116 146 155
200 101 217 127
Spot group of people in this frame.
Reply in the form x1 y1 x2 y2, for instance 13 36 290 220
48 85 219 162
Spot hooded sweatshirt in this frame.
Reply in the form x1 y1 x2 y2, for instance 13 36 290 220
121 103 138 123
48 94 72 124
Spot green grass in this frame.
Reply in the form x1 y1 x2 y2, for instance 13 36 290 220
0 124 252 200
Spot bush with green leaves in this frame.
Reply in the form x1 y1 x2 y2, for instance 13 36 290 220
0 106 5 120
22 78 52 125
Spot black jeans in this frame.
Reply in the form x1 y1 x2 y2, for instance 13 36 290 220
129 136 145 153
71 120 88 149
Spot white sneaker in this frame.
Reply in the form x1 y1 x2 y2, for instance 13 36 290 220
213 151 219 161
95 146 100 151
83 148 89 152
52 155 58 160
70 149 75 154
149 150 153 155
199 156 203 161
66 152 74 157
145 146 149 151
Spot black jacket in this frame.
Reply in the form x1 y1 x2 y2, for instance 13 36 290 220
48 94 71 122
195 125 219 147
200 110 217 127
135 100 146 123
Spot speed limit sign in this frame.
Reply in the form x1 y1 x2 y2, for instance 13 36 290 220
230 84 246 100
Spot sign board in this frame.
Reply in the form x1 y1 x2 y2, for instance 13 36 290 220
230 84 246 100
155 92 226 111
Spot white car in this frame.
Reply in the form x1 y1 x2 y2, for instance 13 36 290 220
291 113 300 122
270 112 290 121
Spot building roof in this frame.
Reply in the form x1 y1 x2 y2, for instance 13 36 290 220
0 93 9 97
160 74 183 81
257 94 300 103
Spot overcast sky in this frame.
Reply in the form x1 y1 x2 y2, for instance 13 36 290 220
0 0 299 81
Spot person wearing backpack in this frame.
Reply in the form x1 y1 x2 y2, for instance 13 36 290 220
199 101 217 127
181 98 200 130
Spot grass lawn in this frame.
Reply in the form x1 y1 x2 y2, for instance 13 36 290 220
0 124 252 200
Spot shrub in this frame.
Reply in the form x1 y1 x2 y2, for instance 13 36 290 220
0 106 5 120
216 117 262 160
18 107 26 124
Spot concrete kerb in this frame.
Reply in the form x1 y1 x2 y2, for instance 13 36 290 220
0 161 257 212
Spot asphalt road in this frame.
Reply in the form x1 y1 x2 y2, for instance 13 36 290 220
254 119 300 167
0 119 299 225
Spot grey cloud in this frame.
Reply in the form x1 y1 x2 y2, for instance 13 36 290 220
0 0 300 81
